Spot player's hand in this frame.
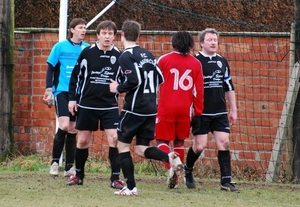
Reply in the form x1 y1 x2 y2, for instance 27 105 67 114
109 79 118 93
68 101 77 116
229 110 237 125
42 88 54 108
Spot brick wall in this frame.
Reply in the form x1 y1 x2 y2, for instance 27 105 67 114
13 30 290 172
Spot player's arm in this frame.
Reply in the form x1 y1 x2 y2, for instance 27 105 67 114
68 52 84 115
42 63 55 107
226 91 237 125
193 64 204 116
115 55 141 93
224 61 237 125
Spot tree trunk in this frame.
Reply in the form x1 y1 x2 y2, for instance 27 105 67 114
0 0 14 160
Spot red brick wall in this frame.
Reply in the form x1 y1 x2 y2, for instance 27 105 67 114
13 31 290 172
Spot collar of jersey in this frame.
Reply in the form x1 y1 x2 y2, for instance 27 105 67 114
67 38 82 46
199 51 217 58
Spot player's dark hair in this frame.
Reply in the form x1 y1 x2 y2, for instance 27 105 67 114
121 19 141 42
96 20 117 35
68 18 86 38
198 28 219 43
171 31 194 55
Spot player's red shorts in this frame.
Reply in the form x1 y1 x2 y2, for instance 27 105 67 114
154 118 190 141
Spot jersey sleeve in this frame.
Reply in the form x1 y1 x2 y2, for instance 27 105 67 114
45 63 55 88
223 59 235 92
193 62 204 116
69 48 86 101
46 42 60 67
116 52 141 93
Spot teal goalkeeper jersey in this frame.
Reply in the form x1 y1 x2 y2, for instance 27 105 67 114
47 39 89 96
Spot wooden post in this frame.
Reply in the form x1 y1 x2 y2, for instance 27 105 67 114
0 0 14 159
285 23 296 182
266 63 300 182
291 0 300 182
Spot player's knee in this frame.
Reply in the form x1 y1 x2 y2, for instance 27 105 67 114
217 139 230 150
77 137 89 148
107 135 118 147
59 124 69 132
193 144 205 153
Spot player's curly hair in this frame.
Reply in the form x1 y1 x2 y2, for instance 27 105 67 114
171 31 194 55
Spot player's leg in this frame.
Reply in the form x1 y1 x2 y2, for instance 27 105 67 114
155 120 174 169
102 109 124 189
114 112 137 195
67 107 97 185
214 114 239 192
106 128 124 189
50 92 69 176
136 115 171 162
174 120 191 163
185 115 210 188
137 116 183 189
67 130 91 185
184 134 207 188
215 131 239 192
64 113 77 177
165 120 189 188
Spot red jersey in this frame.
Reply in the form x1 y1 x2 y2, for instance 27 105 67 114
157 51 204 122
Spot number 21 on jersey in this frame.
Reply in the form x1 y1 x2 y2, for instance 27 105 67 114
143 70 155 93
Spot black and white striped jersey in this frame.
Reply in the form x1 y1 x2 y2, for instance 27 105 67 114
195 51 235 116
69 43 121 110
116 45 164 116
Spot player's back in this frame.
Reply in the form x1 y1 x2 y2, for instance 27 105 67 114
118 45 163 115
157 51 203 121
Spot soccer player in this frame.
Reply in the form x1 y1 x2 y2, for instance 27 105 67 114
110 19 183 196
43 18 89 177
155 31 204 189
67 20 124 189
185 28 240 192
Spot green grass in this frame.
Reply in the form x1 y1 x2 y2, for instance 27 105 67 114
0 155 300 207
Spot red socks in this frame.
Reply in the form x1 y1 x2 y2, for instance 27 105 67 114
157 143 171 169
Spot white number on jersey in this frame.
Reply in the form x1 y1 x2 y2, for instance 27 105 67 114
170 68 193 90
143 70 155 93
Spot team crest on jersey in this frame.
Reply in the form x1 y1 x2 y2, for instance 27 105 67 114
217 61 223 68
110 56 116 65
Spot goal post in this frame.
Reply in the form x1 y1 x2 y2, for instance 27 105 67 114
86 0 117 29
266 61 300 182
265 23 297 182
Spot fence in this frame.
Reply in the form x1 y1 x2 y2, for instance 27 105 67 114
13 28 291 182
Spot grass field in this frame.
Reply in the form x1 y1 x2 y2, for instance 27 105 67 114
0 156 300 207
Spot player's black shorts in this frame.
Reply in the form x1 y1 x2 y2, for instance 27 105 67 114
191 114 230 135
75 107 119 131
55 92 75 122
117 111 155 145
